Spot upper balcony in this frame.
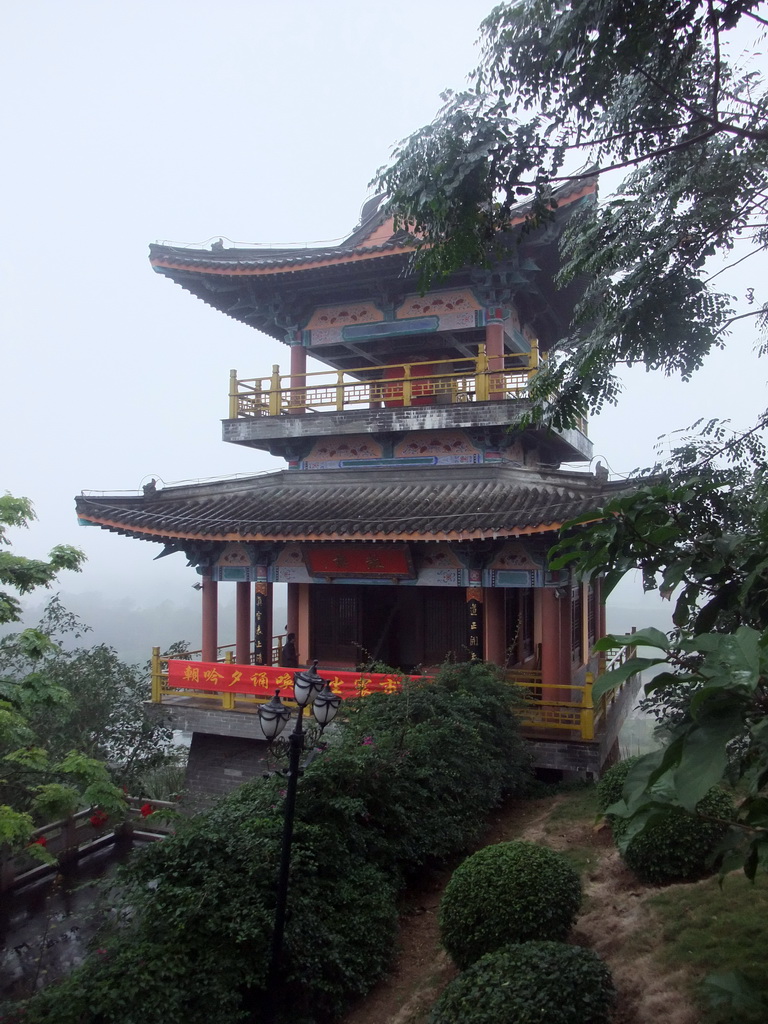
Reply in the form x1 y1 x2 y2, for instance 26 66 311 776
222 346 592 464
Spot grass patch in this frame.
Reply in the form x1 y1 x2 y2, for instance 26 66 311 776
648 872 768 1023
545 785 600 825
539 787 603 877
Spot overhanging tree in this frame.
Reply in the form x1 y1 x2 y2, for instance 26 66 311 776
377 0 768 427
377 0 768 877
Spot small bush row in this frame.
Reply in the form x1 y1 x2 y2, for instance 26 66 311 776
429 840 614 1024
430 941 615 1024
438 840 582 968
13 662 532 1024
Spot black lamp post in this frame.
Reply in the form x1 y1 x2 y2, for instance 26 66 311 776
258 661 342 1019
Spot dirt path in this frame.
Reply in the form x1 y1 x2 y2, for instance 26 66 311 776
340 793 698 1024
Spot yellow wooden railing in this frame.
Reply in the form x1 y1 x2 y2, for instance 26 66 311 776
151 647 632 743
229 346 546 419
505 669 596 740
594 634 639 726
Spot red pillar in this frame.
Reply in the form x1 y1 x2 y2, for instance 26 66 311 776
297 584 310 667
290 341 306 414
483 587 505 666
485 311 505 400
287 582 300 636
540 588 570 696
235 581 251 665
201 573 218 662
596 577 607 639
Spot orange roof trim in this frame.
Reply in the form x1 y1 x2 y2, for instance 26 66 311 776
77 512 600 544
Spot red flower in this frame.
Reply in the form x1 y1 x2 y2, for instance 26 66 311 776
89 809 108 828
140 803 154 818
29 835 47 847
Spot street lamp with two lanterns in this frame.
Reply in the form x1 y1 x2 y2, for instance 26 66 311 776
257 661 342 1019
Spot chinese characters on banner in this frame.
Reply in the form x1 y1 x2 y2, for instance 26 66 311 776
166 660 417 700
253 584 269 665
466 588 484 661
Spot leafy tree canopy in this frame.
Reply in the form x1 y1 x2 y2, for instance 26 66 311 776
376 0 768 427
0 497 175 855
0 493 85 625
379 2 768 904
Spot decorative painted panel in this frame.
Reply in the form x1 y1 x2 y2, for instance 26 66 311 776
489 540 543 572
413 544 463 570
396 289 480 331
306 303 384 330
213 566 257 582
215 542 254 567
273 543 312 584
394 431 482 465
301 436 383 470
342 317 438 341
484 569 539 588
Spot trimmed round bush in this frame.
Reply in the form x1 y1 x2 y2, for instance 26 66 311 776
598 757 734 884
438 841 582 969
429 941 615 1024
596 754 641 812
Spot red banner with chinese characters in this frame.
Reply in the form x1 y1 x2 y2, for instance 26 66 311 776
166 660 420 700
303 544 415 578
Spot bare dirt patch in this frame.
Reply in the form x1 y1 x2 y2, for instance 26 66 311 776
340 792 700 1024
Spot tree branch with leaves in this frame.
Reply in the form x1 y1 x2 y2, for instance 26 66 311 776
376 0 768 427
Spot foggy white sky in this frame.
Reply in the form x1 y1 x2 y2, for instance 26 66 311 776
2 1 765 659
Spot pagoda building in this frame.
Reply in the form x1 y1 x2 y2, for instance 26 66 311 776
76 177 637 784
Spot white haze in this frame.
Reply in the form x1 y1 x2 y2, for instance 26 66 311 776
2 1 765 662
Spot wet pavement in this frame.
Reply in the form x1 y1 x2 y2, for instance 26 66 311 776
0 837 141 1000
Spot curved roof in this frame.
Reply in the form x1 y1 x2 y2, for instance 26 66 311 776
76 463 624 546
148 176 598 345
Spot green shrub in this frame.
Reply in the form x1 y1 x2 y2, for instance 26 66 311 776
438 841 582 969
298 661 533 875
429 941 615 1024
621 788 734 884
596 754 641 812
598 757 734 884
15 661 532 1023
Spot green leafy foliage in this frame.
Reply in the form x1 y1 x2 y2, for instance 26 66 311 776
552 423 768 635
13 662 532 1023
30 782 80 821
0 804 35 848
599 757 734 884
592 623 768 879
299 661 532 875
596 755 643 812
377 1 768 428
0 494 85 624
428 941 615 1024
0 598 177 824
438 841 582 969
